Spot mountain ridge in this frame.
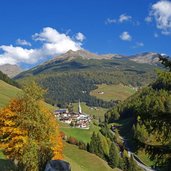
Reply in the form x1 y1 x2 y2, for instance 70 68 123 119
0 64 22 78
40 50 163 67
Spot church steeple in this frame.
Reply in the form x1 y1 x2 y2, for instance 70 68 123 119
78 99 82 114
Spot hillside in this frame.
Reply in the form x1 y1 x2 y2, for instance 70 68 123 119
0 142 118 171
15 50 161 107
105 59 171 169
64 142 118 171
0 80 21 107
0 70 19 88
90 84 136 102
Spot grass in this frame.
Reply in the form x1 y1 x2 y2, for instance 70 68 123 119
43 102 58 112
63 142 119 171
0 80 21 107
90 84 136 101
60 122 100 143
73 102 107 121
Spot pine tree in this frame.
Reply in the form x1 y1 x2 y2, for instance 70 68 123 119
108 143 120 168
89 132 98 154
96 133 104 158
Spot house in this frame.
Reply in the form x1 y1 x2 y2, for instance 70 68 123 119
98 91 104 95
54 109 69 117
54 101 91 129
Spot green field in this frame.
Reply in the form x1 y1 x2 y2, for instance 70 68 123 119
63 142 119 171
0 80 21 107
60 122 100 143
90 84 136 101
73 102 107 121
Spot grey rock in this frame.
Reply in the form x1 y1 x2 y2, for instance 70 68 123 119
0 64 22 77
45 160 71 171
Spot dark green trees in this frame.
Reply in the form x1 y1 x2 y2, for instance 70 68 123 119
108 143 119 168
89 132 104 158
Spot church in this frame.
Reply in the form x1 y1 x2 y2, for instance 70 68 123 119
54 100 91 129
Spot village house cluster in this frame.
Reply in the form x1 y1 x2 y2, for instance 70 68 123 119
54 101 91 129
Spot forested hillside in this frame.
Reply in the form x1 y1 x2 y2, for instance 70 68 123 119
105 56 171 170
0 71 19 88
15 50 160 107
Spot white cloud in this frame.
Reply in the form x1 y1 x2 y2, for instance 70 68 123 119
75 32 86 42
149 0 171 35
0 27 84 65
105 14 135 25
119 14 132 23
16 39 32 46
0 45 39 65
105 18 117 24
145 16 152 23
120 31 132 41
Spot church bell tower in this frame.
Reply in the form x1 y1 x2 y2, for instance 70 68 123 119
78 100 82 114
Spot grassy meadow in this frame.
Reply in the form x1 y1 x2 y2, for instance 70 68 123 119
60 122 100 143
63 142 119 171
0 80 21 107
90 84 136 101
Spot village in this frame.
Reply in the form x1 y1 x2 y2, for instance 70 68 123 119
54 101 91 129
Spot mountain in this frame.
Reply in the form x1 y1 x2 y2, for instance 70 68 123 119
129 52 161 64
44 50 161 65
15 50 161 79
15 50 163 107
0 64 22 78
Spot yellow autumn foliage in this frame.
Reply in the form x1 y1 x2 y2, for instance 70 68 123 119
0 81 63 170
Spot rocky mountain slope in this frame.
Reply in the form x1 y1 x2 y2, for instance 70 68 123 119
0 64 22 77
129 52 161 64
43 50 161 65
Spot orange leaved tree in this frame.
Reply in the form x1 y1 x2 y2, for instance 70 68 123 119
0 81 63 171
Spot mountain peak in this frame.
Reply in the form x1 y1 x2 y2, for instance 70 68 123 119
129 52 161 64
44 49 116 65
0 64 22 78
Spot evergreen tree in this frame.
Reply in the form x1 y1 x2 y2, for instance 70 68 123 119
96 133 105 159
108 143 120 168
89 132 98 154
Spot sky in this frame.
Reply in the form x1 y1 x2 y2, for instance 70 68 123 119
0 0 171 68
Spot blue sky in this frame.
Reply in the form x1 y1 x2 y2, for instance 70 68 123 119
0 0 171 68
